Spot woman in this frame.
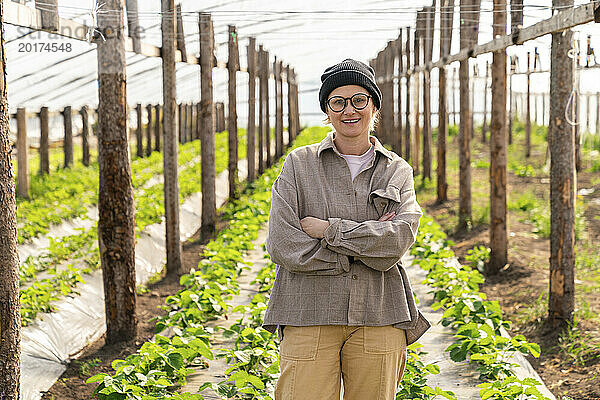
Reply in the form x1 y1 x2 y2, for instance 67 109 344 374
262 58 431 400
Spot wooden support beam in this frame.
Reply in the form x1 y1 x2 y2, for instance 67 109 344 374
81 105 90 166
482 61 489 142
0 5 21 392
257 46 265 174
294 67 300 140
458 0 480 231
422 5 435 180
511 0 523 33
548 0 576 329
35 0 58 31
178 103 184 144
273 56 281 159
16 107 28 198
154 104 161 151
264 49 271 168
413 12 422 175
247 37 257 182
162 0 182 275
125 0 142 54
176 4 187 63
39 106 49 175
63 105 73 168
199 12 216 241
227 24 239 199
135 103 143 157
96 0 137 344
405 27 412 162
395 32 403 156
437 0 454 204
526 52 531 158
488 0 508 274
276 59 284 156
146 104 153 156
384 42 395 151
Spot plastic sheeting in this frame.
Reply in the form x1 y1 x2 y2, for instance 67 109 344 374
21 160 248 400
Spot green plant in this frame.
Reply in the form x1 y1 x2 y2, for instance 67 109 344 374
76 358 102 377
465 245 491 274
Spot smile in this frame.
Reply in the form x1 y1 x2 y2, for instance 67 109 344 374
342 118 360 124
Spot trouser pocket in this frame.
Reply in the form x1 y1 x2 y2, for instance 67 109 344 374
363 325 407 354
279 325 321 361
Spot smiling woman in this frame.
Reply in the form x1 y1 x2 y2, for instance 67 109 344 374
263 58 430 400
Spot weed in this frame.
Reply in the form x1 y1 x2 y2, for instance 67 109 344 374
555 313 600 367
76 358 101 377
465 245 491 274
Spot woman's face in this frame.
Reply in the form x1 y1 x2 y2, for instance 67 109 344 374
325 85 375 139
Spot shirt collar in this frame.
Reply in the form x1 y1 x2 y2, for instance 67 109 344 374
317 130 393 161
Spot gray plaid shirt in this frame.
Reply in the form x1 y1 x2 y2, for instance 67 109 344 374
262 131 431 345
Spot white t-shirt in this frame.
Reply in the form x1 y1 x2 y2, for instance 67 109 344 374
337 141 375 181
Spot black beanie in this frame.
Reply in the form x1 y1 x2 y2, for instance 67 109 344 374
319 58 382 113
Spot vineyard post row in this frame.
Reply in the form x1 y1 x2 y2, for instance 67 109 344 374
369 0 599 333
0 1 302 396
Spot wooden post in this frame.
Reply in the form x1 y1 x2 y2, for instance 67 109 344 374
135 103 143 157
35 0 59 31
146 104 153 156
63 105 73 168
471 63 477 140
96 0 137 343
285 64 293 147
526 51 531 158
162 0 182 274
396 31 403 155
154 104 161 151
216 102 225 132
508 57 515 144
273 56 282 159
176 4 187 63
178 103 184 144
125 0 142 54
548 0 575 329
384 42 395 152
81 105 90 166
294 67 300 139
257 46 265 174
39 106 50 175
247 37 257 182
458 0 480 231
422 5 435 181
586 93 591 133
452 67 457 126
0 6 21 393
190 102 196 142
405 27 412 162
596 92 600 134
17 108 28 198
227 25 239 199
488 0 508 275
264 50 271 168
199 12 216 241
413 14 422 175
482 61 489 142
511 0 523 33
437 0 454 204
195 103 201 140
277 59 284 152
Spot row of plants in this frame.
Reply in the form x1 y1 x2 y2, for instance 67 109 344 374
87 125 301 399
88 127 458 400
411 214 552 400
18 131 247 326
15 132 219 244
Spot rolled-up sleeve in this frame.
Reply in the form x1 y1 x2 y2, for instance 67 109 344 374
320 170 423 272
265 156 349 275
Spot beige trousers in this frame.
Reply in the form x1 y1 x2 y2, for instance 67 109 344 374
275 325 407 400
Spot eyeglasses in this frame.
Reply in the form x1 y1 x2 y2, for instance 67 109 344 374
327 93 372 113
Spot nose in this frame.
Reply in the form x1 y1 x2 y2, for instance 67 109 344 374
342 102 357 114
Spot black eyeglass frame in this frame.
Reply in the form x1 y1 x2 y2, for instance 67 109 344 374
326 93 372 113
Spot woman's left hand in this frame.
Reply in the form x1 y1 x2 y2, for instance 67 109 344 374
300 216 330 239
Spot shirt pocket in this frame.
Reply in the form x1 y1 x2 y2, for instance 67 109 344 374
368 185 402 219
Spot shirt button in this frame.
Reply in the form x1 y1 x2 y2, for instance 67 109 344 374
352 274 358 280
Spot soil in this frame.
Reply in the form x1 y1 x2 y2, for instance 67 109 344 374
421 164 600 400
42 212 231 400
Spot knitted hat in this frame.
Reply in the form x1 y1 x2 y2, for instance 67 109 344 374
319 58 382 113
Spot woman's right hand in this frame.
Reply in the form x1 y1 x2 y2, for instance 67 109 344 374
377 211 396 222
